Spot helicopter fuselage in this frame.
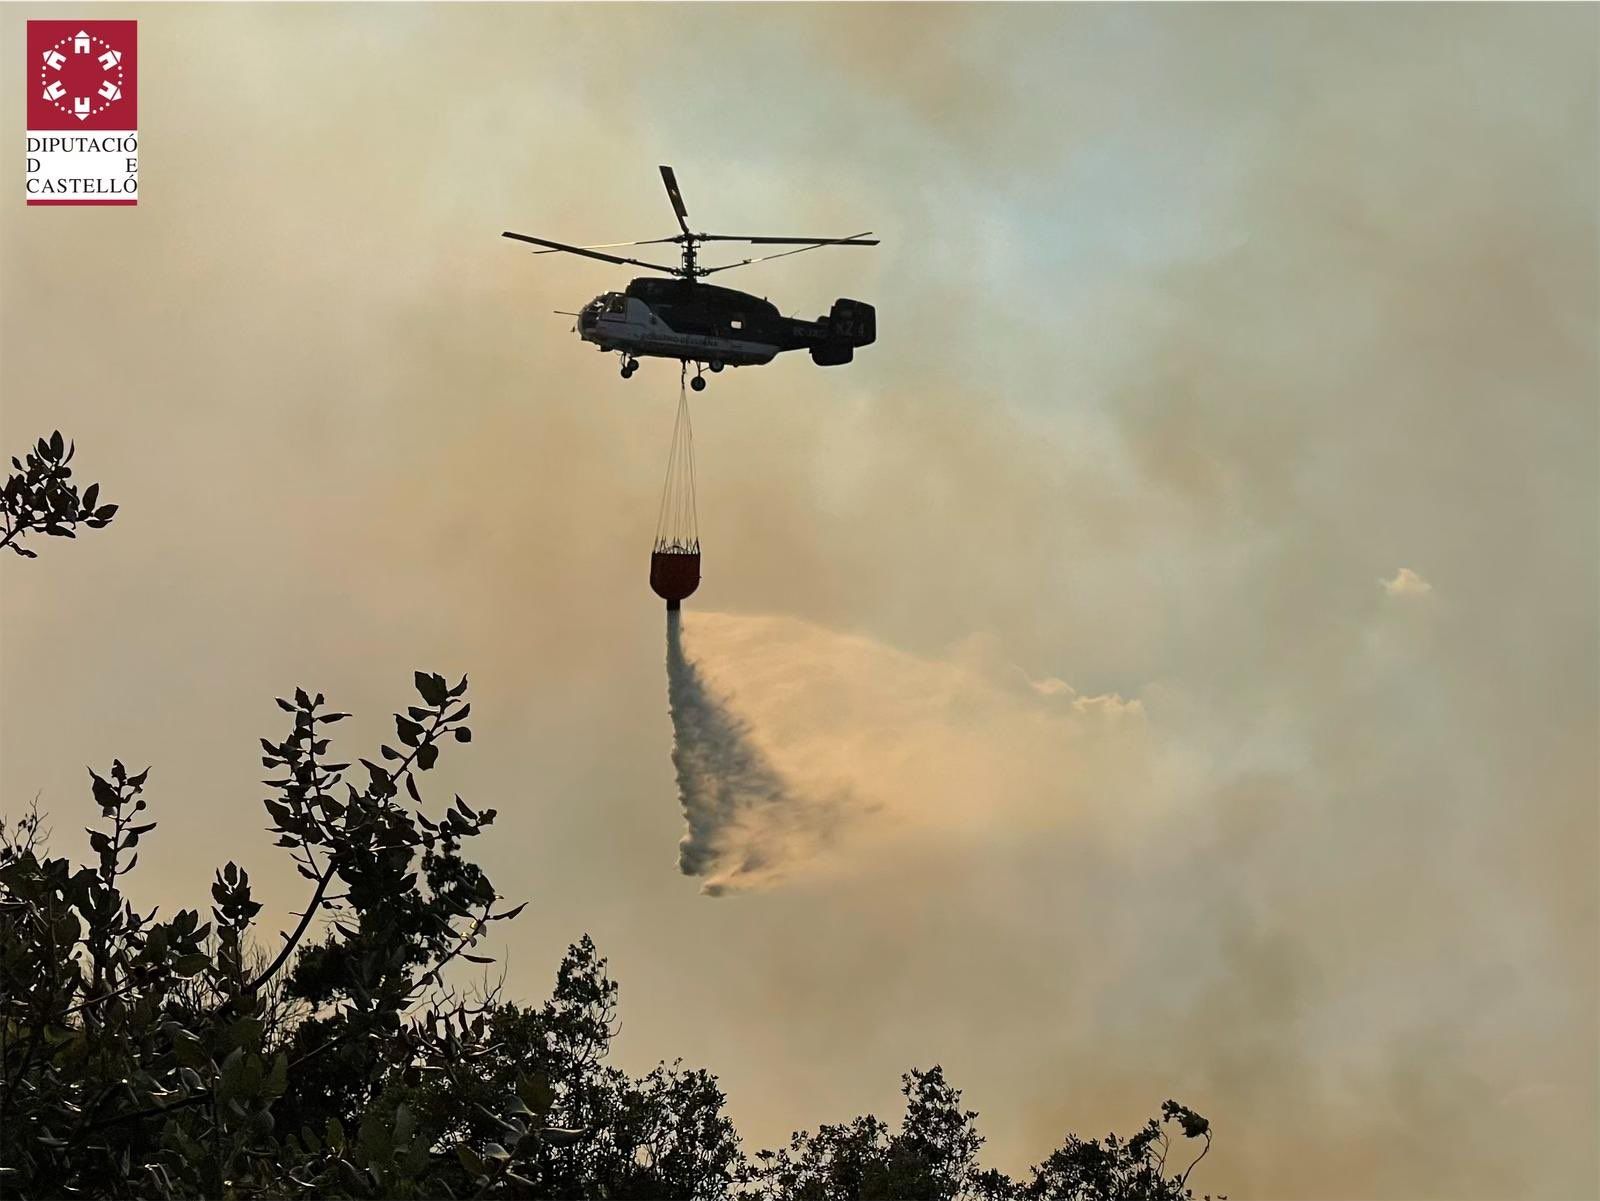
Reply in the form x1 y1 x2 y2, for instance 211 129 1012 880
578 277 874 371
504 164 877 386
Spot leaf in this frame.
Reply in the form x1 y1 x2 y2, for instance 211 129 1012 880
414 671 447 707
540 1127 589 1147
462 953 494 964
173 953 210 979
518 1072 555 1118
172 1030 210 1069
393 1102 416 1147
416 743 438 771
456 1145 486 1178
217 1047 246 1101
338 1159 369 1196
360 1107 393 1164
454 728 472 743
89 770 119 809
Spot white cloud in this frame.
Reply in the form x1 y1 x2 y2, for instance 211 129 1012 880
1382 566 1434 596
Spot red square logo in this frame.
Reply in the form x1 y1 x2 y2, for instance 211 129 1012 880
26 21 138 205
28 21 137 131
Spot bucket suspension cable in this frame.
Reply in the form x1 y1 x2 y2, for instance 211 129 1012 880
654 366 700 554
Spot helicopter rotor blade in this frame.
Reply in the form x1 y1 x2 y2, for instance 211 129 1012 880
501 231 679 274
531 236 681 255
659 166 692 238
697 232 879 246
698 242 849 277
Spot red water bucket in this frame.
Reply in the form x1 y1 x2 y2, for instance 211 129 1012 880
650 548 700 610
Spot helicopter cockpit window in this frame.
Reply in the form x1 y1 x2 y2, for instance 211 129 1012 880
606 295 627 314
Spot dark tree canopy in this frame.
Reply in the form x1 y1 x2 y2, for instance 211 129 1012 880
742 1069 1216 1201
0 673 1221 1199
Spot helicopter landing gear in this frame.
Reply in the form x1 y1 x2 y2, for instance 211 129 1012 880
620 355 639 379
680 360 708 392
708 360 724 374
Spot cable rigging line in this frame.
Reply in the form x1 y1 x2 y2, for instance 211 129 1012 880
654 365 700 554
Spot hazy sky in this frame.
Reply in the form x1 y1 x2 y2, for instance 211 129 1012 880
3 4 1596 1197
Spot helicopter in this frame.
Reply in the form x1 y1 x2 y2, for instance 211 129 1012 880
502 166 878 390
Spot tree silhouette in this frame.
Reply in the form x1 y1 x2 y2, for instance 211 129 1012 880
0 673 755 1199
0 681 1221 1200
1 431 117 558
742 1070 1218 1201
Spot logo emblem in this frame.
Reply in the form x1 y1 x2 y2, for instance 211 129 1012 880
37 28 127 123
25 21 138 206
